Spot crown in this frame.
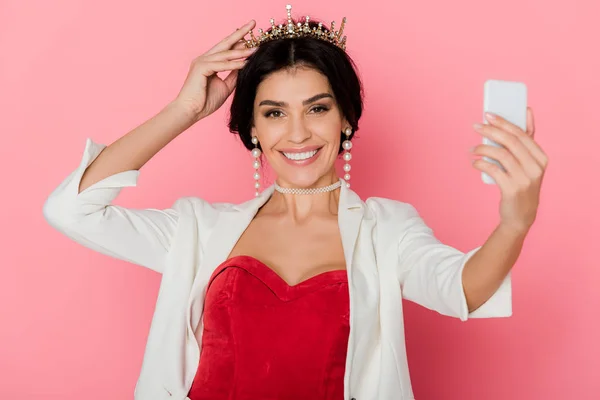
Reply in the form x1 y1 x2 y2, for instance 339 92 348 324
244 4 348 51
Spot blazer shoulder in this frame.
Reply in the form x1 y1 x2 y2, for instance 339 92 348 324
172 196 236 211
363 197 429 259
365 196 421 223
170 196 236 226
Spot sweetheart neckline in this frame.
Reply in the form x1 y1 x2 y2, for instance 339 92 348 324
219 254 348 289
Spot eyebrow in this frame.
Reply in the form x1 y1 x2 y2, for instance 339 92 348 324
258 93 333 107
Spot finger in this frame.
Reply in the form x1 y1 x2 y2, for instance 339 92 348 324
485 112 525 137
223 69 239 92
472 158 512 189
474 123 533 168
206 20 256 55
204 47 256 62
201 59 247 75
471 145 529 183
526 107 535 137
482 113 548 169
232 39 249 51
474 124 544 180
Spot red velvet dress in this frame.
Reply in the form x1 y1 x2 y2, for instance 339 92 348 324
187 255 350 400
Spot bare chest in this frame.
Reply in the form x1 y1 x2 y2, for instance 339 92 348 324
227 217 346 286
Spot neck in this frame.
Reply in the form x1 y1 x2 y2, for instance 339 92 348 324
263 171 341 221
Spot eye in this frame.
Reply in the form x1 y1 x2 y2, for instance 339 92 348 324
264 110 283 118
310 105 329 114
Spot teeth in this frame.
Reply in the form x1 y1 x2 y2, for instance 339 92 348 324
283 149 318 160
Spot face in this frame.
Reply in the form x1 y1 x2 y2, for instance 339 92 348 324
251 66 348 188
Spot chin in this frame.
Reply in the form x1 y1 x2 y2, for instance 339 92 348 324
279 176 316 188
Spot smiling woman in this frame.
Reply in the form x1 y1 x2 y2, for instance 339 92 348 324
229 25 363 191
43 4 522 400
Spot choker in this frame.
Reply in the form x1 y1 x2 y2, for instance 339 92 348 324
274 180 341 195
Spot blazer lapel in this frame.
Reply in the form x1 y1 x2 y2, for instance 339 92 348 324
338 178 365 273
187 185 275 331
337 179 365 400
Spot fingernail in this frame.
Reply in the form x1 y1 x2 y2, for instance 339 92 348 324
469 146 475 153
485 112 496 120
473 123 483 130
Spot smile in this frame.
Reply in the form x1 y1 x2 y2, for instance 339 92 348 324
279 147 323 166
282 149 319 160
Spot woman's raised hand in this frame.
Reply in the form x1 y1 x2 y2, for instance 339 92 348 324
174 20 257 122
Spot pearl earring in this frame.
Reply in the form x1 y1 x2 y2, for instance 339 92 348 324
342 127 353 188
251 136 261 197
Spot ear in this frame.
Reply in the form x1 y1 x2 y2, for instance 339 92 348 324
250 125 260 148
341 118 350 131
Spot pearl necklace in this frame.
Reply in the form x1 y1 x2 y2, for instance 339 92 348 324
274 180 342 195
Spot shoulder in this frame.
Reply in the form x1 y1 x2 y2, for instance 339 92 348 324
171 196 237 212
169 196 237 225
364 196 421 221
363 196 433 237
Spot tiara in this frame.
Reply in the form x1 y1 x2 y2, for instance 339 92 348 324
244 4 347 51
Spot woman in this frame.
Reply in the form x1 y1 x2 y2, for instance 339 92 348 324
43 5 547 400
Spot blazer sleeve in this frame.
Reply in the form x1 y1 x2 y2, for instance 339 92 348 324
396 205 512 321
43 138 179 273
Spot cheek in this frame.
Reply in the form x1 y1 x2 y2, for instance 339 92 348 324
313 117 342 141
327 128 343 152
253 121 278 148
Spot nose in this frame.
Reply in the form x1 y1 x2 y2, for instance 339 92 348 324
287 115 312 144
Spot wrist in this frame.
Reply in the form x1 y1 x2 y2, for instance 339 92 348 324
497 222 530 241
167 99 202 124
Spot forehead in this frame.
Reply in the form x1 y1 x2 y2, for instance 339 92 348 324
255 67 332 102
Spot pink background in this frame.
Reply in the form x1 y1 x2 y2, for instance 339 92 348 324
1 0 598 398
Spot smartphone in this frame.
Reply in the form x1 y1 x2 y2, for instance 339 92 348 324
482 79 528 184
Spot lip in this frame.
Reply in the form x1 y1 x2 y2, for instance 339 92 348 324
278 145 323 153
279 147 322 166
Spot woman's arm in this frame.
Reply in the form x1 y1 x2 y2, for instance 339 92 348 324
461 224 526 313
399 108 545 319
79 20 258 191
466 108 547 311
43 22 257 273
78 101 195 193
43 102 194 273
394 202 512 321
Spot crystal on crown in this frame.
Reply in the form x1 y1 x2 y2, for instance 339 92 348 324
244 4 348 51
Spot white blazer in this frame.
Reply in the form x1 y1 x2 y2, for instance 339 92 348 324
43 138 512 400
